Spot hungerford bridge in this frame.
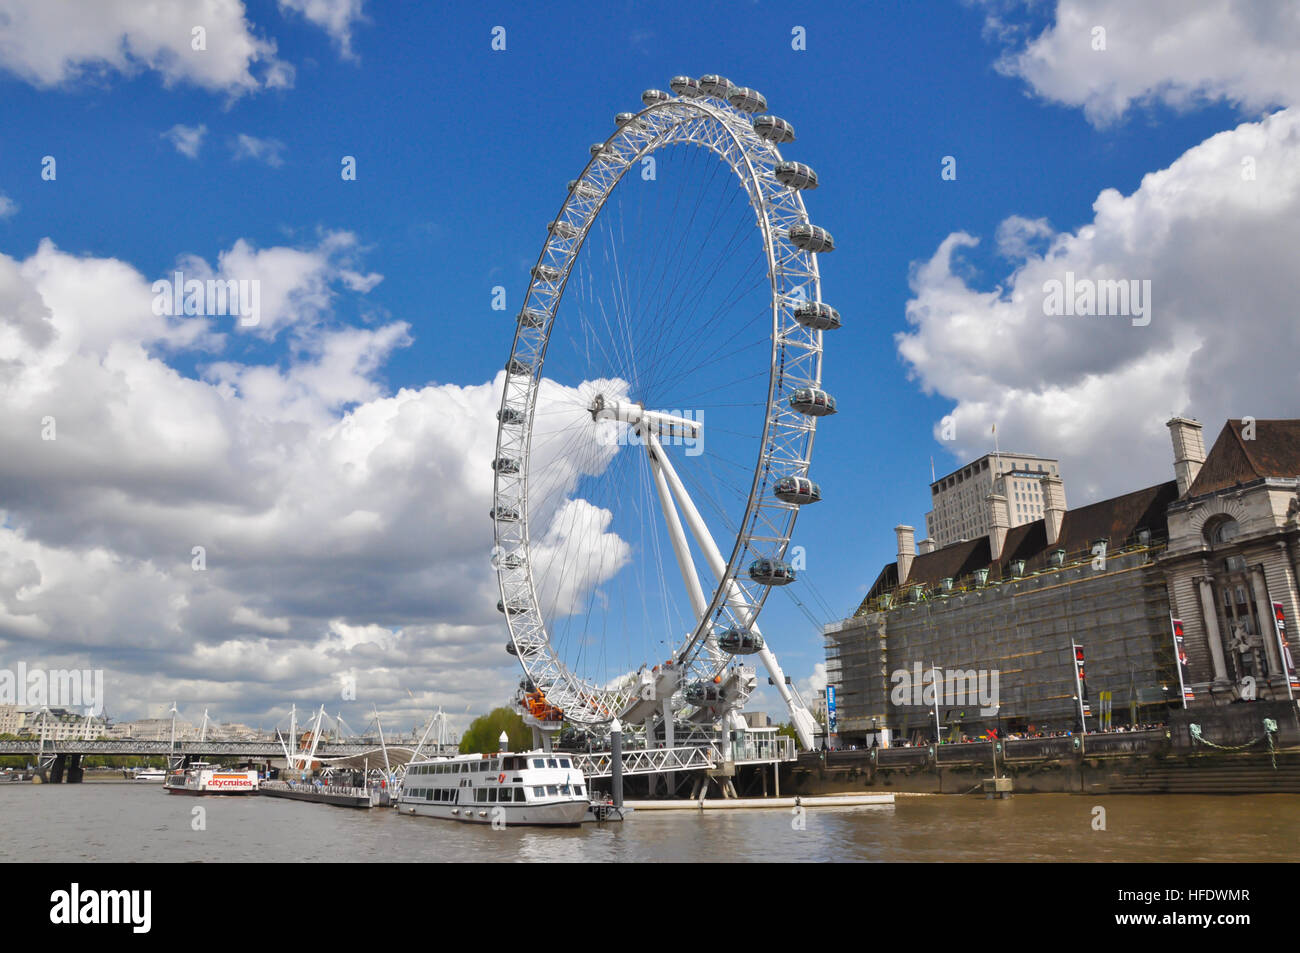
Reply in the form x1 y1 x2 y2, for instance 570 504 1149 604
0 732 793 789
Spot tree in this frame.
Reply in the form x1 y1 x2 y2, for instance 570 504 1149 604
459 707 530 754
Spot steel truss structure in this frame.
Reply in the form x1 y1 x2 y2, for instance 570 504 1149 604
493 78 834 748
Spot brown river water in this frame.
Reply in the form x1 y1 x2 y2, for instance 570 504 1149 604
1 781 1296 862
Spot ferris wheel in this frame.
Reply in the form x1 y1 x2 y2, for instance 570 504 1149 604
491 75 839 750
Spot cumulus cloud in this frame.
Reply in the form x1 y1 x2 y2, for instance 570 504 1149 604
899 108 1300 503
278 0 366 59
0 194 16 219
0 236 640 731
0 0 292 96
982 0 1300 124
162 123 207 158
231 133 286 167
175 230 381 341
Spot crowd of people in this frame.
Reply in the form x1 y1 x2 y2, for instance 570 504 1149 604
825 721 1169 750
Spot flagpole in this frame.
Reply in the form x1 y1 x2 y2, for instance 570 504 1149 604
930 664 942 745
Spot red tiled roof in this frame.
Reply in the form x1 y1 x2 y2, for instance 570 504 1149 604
1187 419 1300 496
856 481 1178 614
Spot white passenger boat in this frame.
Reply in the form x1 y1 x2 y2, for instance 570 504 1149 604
132 768 166 782
397 751 588 826
163 762 259 795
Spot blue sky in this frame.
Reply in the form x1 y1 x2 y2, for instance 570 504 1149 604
0 0 1296 730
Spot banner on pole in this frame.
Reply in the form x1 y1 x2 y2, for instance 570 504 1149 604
1073 644 1091 716
1273 603 1299 694
1172 618 1193 703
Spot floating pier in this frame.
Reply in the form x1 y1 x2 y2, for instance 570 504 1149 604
259 780 381 809
623 793 894 811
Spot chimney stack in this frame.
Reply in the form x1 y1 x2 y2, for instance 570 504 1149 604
1042 475 1066 547
1167 417 1206 496
917 537 937 555
986 487 1009 561
895 525 916 583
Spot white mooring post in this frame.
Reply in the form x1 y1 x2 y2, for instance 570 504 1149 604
610 718 624 809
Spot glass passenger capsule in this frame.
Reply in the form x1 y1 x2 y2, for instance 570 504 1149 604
698 74 734 98
490 506 519 522
748 558 796 586
505 358 532 377
773 476 821 505
505 641 518 656
491 457 520 474
774 161 818 190
717 627 764 655
641 88 671 105
684 681 725 705
499 552 525 569
788 223 835 253
748 553 795 582
670 75 702 97
497 407 525 425
518 308 546 329
726 86 767 113
752 115 796 143
793 301 841 331
788 387 837 417
531 264 562 282
497 599 527 615
548 219 578 240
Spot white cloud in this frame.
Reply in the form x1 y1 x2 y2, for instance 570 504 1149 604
0 236 636 728
174 230 380 341
0 0 292 96
278 0 365 59
0 194 16 219
898 108 1300 504
162 123 207 158
231 133 286 167
798 662 827 706
983 0 1300 124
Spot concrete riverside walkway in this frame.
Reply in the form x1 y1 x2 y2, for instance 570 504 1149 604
623 793 894 811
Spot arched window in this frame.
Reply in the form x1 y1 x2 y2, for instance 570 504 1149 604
1204 517 1240 546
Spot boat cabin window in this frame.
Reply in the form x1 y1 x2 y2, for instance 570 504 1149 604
559 758 571 769
532 758 545 769
574 784 584 796
533 786 545 798
514 788 525 802
546 785 558 796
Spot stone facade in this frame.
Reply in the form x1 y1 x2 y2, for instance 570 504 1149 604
828 417 1300 747
925 451 1065 548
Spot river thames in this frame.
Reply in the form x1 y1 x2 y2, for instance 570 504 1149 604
2 783 1296 862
